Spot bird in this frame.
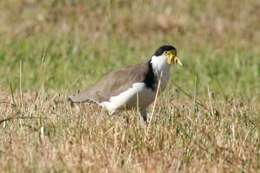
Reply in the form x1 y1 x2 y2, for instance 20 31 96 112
68 45 183 123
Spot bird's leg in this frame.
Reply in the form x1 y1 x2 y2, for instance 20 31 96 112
139 109 148 126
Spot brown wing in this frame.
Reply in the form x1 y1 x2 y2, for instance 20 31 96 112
68 63 149 104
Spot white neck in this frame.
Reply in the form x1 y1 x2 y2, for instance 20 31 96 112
150 55 171 77
150 55 171 90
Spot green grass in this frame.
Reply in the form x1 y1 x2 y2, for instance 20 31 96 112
0 0 259 172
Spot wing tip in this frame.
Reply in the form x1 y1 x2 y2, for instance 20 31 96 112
67 96 74 106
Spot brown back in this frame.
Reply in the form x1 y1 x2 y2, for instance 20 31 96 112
68 63 150 103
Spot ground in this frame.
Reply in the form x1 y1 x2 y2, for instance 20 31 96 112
0 0 259 172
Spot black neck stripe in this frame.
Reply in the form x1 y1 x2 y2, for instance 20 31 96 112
143 60 156 90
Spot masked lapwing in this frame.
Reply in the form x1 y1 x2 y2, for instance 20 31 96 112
68 45 183 123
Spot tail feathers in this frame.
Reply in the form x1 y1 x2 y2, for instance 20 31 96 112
67 94 99 105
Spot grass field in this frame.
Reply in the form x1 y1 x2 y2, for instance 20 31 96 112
0 0 259 172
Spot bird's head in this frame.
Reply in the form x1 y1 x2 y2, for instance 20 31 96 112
152 45 183 66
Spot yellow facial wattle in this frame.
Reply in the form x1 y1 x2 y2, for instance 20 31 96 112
166 51 175 64
166 51 183 65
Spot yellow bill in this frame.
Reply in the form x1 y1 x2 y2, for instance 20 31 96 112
167 51 183 66
174 56 183 66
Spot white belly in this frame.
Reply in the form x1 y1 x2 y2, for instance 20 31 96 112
99 82 156 113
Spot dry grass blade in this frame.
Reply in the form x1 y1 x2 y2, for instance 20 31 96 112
172 81 210 112
0 116 46 125
146 72 162 135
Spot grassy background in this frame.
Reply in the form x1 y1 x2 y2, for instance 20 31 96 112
0 0 259 172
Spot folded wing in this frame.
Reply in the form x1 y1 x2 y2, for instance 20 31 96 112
68 63 149 104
